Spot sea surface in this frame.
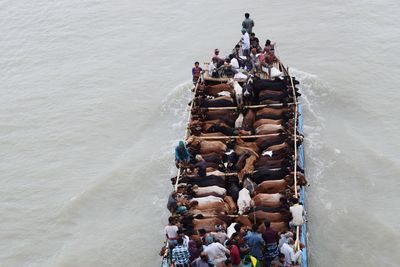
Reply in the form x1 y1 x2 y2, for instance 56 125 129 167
1 0 399 266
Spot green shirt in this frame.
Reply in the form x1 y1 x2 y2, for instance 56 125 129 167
242 18 254 33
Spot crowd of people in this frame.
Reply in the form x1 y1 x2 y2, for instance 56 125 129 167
166 13 307 267
164 213 304 267
192 13 278 84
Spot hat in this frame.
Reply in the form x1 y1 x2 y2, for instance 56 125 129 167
241 28 246 33
205 235 214 244
214 48 219 53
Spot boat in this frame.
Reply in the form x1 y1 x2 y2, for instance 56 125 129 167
160 40 309 267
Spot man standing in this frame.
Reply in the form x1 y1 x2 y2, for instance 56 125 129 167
172 237 191 267
262 221 279 267
244 224 265 262
192 61 203 84
203 240 230 266
242 13 254 34
165 217 179 259
241 28 250 57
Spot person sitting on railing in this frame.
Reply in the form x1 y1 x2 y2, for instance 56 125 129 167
175 140 190 168
222 58 237 78
167 192 178 213
280 238 303 267
289 198 305 228
229 54 240 70
212 48 225 68
231 45 246 68
263 40 276 55
208 57 220 78
278 231 294 250
171 237 191 267
166 216 179 260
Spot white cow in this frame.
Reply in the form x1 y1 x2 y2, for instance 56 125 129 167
237 188 251 215
192 185 227 198
228 79 243 107
191 195 224 205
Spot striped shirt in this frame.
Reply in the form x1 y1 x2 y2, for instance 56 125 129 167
172 245 190 265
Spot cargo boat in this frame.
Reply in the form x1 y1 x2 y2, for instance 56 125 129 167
160 45 308 267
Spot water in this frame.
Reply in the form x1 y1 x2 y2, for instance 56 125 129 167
1 0 399 266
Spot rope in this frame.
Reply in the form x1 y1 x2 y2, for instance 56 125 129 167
174 74 204 191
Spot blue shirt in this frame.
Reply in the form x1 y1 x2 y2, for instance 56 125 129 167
175 142 190 162
172 245 190 264
244 231 265 260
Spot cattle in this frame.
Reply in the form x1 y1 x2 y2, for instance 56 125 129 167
194 95 234 107
237 188 251 215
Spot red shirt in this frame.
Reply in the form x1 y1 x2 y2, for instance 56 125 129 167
230 244 241 265
262 228 279 244
192 67 202 79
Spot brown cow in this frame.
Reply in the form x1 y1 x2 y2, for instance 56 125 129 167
243 109 255 129
235 145 259 158
224 196 237 214
193 217 227 232
259 221 289 233
255 179 290 194
248 210 288 222
235 215 252 228
188 139 227 155
254 157 288 169
253 118 284 129
252 193 285 207
256 106 295 117
198 84 234 96
236 138 260 154
238 155 257 183
255 124 285 135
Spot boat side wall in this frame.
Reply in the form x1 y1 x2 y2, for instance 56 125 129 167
297 102 308 267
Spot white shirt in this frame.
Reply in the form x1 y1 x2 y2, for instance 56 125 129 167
280 243 302 266
231 57 239 69
165 225 178 239
208 62 217 75
204 242 230 264
290 204 305 226
242 32 250 50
